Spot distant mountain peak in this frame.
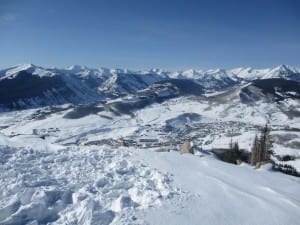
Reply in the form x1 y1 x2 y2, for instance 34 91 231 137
0 63 57 80
0 63 35 78
182 69 198 77
18 63 35 68
67 65 89 71
10 63 36 72
274 64 291 72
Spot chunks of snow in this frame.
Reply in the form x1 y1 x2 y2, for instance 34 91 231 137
0 145 176 224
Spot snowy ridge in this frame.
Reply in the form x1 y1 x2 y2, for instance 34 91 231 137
229 67 272 81
0 63 299 112
0 63 299 87
170 64 300 82
0 64 56 80
230 65 300 81
1 63 299 82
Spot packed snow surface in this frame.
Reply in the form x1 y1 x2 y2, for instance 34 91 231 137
136 150 300 225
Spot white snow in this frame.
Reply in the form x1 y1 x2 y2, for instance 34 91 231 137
0 144 176 225
3 64 34 76
230 67 272 80
0 103 299 224
0 64 56 80
135 150 300 225
0 67 300 224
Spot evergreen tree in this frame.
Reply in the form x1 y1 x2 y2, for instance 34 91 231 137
250 135 260 165
233 142 239 152
260 124 270 162
250 125 271 166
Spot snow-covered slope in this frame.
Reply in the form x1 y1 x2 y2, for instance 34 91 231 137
263 65 300 81
0 136 175 224
230 64 300 82
230 67 272 81
0 64 300 225
0 63 300 224
0 65 168 109
137 150 300 225
170 68 237 89
171 64 300 84
240 78 300 103
0 64 56 80
98 70 166 96
0 65 102 109
0 106 299 225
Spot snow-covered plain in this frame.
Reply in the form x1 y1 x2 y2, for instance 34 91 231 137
0 97 300 225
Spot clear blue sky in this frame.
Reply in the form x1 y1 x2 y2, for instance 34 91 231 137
0 0 299 70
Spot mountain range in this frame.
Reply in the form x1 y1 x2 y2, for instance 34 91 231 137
0 64 299 110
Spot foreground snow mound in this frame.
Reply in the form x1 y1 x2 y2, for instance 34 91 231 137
0 145 176 225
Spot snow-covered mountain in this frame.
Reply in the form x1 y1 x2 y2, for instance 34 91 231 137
0 64 103 109
0 64 170 109
240 78 300 103
170 68 238 89
230 64 300 82
0 64 299 110
0 64 56 79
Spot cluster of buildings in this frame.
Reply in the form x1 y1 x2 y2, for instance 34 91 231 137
80 120 258 154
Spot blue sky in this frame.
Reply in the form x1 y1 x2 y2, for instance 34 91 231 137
0 0 299 70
